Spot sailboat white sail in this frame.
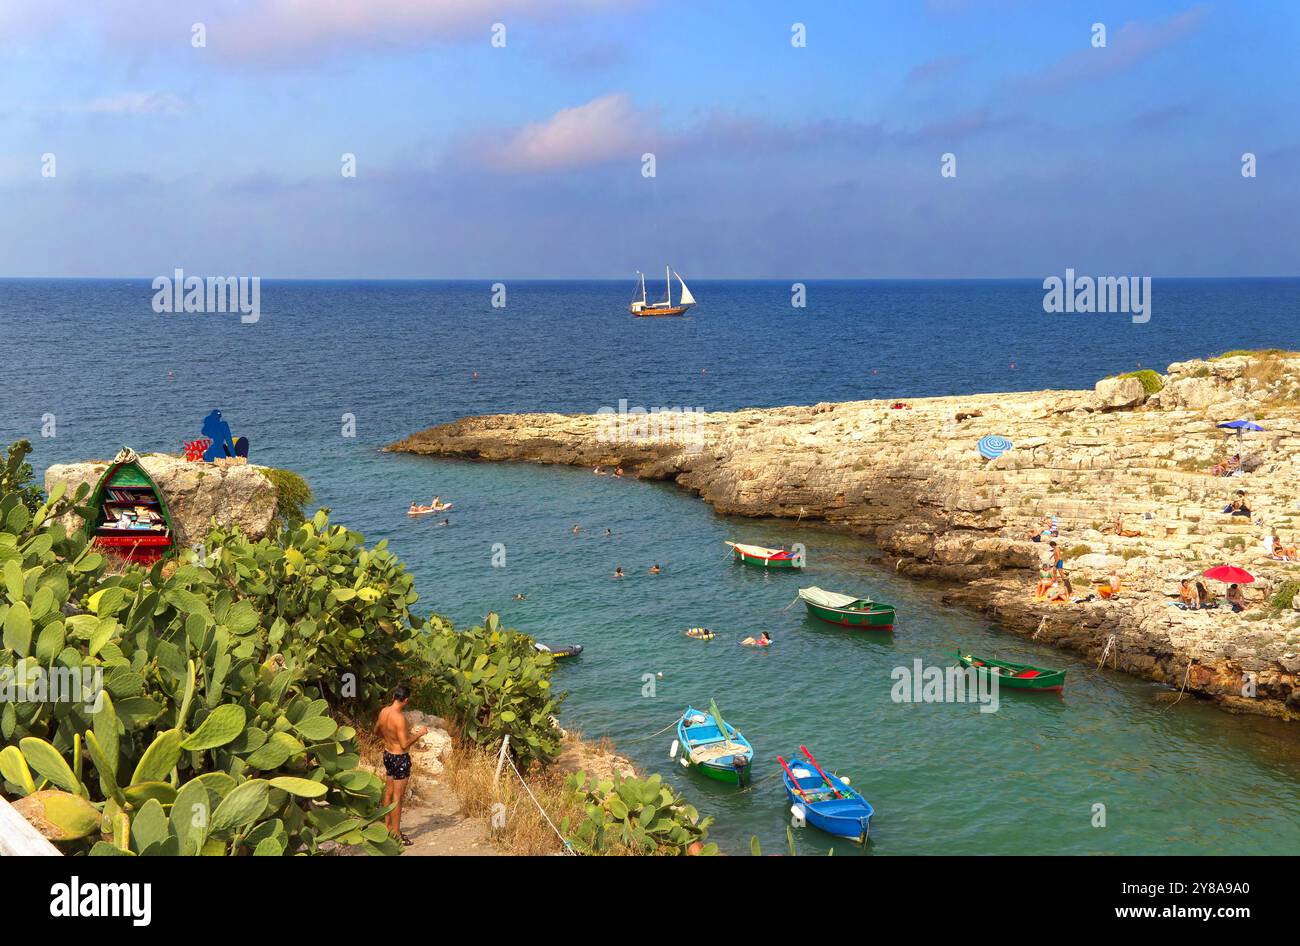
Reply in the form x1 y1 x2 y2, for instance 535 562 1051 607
628 265 698 316
674 272 696 306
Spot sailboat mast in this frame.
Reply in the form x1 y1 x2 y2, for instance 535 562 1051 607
666 265 672 306
641 272 647 303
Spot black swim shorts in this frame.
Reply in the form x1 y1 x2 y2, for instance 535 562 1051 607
383 751 412 780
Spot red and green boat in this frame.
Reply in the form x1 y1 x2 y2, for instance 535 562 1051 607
88 449 175 565
954 653 1066 692
725 541 804 569
798 586 896 630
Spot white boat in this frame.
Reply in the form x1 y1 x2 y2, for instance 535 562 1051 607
629 266 697 316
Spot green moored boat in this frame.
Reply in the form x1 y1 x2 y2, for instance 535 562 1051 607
673 702 753 786
726 541 803 569
954 653 1067 692
798 586 896 631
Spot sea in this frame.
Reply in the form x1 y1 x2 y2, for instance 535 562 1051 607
3 277 1299 855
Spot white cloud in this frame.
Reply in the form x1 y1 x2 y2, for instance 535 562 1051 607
473 93 665 172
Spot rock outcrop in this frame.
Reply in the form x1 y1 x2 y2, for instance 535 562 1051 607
45 453 280 547
387 353 1300 721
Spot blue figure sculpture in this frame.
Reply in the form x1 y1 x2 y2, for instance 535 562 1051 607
201 410 249 461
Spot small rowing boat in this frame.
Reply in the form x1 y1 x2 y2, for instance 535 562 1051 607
534 643 583 659
779 746 873 844
672 702 753 785
798 586 896 630
725 541 804 569
954 652 1066 691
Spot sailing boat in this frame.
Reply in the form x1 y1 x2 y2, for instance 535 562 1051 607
629 266 697 317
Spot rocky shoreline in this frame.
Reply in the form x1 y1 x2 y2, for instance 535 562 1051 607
386 353 1300 721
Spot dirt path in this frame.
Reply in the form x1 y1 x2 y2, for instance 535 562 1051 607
399 779 500 856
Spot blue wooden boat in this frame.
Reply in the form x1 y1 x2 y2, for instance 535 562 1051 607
779 747 873 844
673 703 753 786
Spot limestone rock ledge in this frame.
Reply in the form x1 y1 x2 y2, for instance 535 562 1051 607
45 454 280 548
387 354 1300 721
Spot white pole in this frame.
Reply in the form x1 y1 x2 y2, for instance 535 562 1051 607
493 735 511 785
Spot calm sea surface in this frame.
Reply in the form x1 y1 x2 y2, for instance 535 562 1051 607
3 278 1299 854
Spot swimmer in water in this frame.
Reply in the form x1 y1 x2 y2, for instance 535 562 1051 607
513 593 526 601
604 528 612 537
572 523 581 534
649 564 661 575
740 632 772 648
613 567 624 579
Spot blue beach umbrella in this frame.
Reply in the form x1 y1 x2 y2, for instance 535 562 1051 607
977 435 1013 459
1217 420 1264 441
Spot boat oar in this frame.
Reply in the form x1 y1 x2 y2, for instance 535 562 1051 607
777 755 812 804
799 745 844 799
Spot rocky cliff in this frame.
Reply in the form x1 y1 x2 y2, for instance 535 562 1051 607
45 453 280 548
387 352 1300 720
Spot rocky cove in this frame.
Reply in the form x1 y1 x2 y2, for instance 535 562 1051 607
386 353 1300 721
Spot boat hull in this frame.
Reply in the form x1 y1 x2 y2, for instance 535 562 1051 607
677 706 753 787
631 305 693 317
728 544 802 569
802 601 895 630
781 756 873 844
955 654 1066 691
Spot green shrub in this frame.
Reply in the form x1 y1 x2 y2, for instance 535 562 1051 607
564 770 715 855
1 440 45 514
261 467 314 527
1065 544 1092 559
0 480 406 856
1271 580 1300 613
413 613 564 768
1120 369 1164 394
197 510 423 708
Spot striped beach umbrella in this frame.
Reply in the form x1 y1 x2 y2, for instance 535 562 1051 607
977 435 1013 459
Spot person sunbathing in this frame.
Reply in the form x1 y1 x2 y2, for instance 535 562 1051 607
1097 572 1123 600
740 632 772 647
1024 518 1054 543
1227 583 1247 613
1034 567 1054 600
1212 454 1242 477
1270 536 1299 561
1223 498 1251 517
1176 579 1198 610
1111 516 1143 538
1196 581 1215 609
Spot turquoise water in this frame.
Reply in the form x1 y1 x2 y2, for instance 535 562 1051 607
4 278 1300 855
381 456 1300 856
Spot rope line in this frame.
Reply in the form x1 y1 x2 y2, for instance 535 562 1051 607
499 744 576 855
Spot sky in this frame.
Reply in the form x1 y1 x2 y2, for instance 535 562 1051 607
0 0 1297 278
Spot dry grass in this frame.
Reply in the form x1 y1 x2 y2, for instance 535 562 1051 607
441 740 623 856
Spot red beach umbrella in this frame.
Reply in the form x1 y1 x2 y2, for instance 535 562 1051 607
1202 565 1255 584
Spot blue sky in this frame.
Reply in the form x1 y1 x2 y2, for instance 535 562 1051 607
0 0 1296 277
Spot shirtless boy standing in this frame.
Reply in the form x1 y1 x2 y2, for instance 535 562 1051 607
375 685 428 846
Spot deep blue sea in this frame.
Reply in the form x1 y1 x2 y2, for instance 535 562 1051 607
3 277 1299 854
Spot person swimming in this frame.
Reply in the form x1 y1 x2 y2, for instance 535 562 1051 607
649 564 661 574
513 593 526 601
685 627 713 640
571 523 582 534
740 632 772 647
613 567 624 579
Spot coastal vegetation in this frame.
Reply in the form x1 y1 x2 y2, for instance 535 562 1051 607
1 441 715 856
260 467 313 528
1 439 44 514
